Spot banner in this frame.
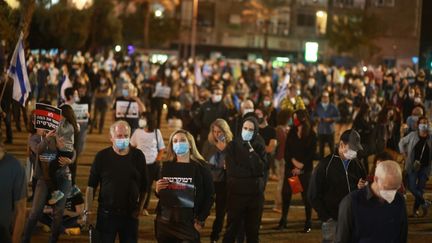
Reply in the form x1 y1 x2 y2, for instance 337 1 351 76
158 163 196 208
153 83 171 99
115 100 139 119
34 103 62 131
73 103 89 123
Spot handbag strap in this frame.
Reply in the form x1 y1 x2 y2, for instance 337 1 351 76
155 129 160 151
123 101 132 118
418 141 427 162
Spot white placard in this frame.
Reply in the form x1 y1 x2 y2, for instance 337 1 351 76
73 104 89 123
115 100 139 119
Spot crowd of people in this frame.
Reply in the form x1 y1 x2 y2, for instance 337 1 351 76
0 50 432 243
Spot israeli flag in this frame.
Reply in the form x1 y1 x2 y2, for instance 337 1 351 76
7 33 31 106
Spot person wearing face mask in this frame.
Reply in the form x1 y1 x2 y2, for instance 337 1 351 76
222 116 267 243
229 99 255 138
113 83 146 134
335 160 407 243
399 116 432 217
194 85 229 150
401 87 416 121
309 129 367 243
84 121 148 243
279 84 306 114
91 70 112 134
154 130 214 243
130 113 166 216
405 106 424 135
314 91 340 159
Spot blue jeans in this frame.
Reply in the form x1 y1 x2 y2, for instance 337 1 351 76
96 209 139 243
322 219 337 243
22 168 72 243
407 167 429 211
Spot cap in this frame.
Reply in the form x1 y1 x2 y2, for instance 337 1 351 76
340 129 363 152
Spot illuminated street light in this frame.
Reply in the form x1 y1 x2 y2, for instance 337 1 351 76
71 0 92 10
5 0 19 9
155 9 163 18
115 45 122 52
316 11 325 18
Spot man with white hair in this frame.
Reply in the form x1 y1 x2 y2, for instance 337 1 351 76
84 121 147 243
335 160 407 243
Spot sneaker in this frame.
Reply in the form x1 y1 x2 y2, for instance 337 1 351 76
48 190 64 205
421 200 431 217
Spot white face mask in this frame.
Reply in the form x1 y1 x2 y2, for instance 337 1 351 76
243 108 254 116
139 119 147 128
212 94 222 103
343 148 357 160
379 189 397 204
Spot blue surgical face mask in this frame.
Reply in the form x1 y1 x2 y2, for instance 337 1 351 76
173 142 190 155
419 124 428 132
242 129 254 141
115 138 130 150
122 89 129 97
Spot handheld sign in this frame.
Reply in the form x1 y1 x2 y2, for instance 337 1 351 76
115 100 139 119
34 103 62 131
73 104 89 123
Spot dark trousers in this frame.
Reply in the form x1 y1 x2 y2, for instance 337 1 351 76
318 134 334 159
407 167 429 211
1 112 12 142
210 182 227 241
223 195 263 243
143 162 160 209
151 98 165 129
96 210 139 243
92 98 108 134
279 172 312 227
12 100 27 131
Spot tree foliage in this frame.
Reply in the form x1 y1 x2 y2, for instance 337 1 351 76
327 11 382 57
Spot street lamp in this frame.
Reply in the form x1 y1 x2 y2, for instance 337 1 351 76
190 0 198 61
155 9 163 18
71 0 92 10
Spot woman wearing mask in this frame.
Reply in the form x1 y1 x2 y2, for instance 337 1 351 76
131 113 165 216
201 119 233 243
399 116 432 217
155 130 214 243
222 116 267 243
276 110 317 233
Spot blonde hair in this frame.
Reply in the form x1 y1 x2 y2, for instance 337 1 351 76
166 129 206 164
207 119 233 145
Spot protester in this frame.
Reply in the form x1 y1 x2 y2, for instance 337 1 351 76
399 116 431 217
0 142 26 243
314 91 340 159
309 129 367 243
222 116 266 243
0 79 13 144
22 129 73 243
91 70 112 134
84 120 147 243
155 129 214 243
335 160 407 243
276 110 316 233
130 112 165 216
201 119 233 243
112 83 146 133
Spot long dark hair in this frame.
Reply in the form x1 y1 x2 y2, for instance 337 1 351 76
294 109 311 139
60 104 79 150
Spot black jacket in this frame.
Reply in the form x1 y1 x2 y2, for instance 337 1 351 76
225 117 267 197
309 152 367 221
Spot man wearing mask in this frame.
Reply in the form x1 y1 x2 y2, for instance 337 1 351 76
314 91 340 159
84 121 147 243
309 129 367 243
194 85 229 149
335 160 407 243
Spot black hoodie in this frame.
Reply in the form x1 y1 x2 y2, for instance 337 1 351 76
225 116 267 196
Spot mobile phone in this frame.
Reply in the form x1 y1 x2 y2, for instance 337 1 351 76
218 135 225 142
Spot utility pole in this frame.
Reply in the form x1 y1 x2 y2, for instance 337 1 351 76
190 0 198 60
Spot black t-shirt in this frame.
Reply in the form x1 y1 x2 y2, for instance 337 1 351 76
88 147 147 213
414 136 430 167
259 125 277 146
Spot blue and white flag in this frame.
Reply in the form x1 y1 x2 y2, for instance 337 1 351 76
7 33 31 106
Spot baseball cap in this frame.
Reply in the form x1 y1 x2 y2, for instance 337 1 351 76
340 129 363 152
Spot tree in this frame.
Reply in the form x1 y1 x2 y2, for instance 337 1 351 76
327 11 381 58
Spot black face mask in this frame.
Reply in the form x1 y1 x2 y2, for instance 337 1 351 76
258 117 264 124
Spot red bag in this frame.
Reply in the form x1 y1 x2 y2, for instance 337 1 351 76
288 176 303 194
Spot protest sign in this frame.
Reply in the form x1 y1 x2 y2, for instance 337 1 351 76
115 100 139 119
153 83 171 99
34 103 62 131
73 104 89 123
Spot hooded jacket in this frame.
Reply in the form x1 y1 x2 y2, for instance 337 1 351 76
225 116 267 197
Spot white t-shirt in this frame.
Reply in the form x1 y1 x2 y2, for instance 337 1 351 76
131 129 165 164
